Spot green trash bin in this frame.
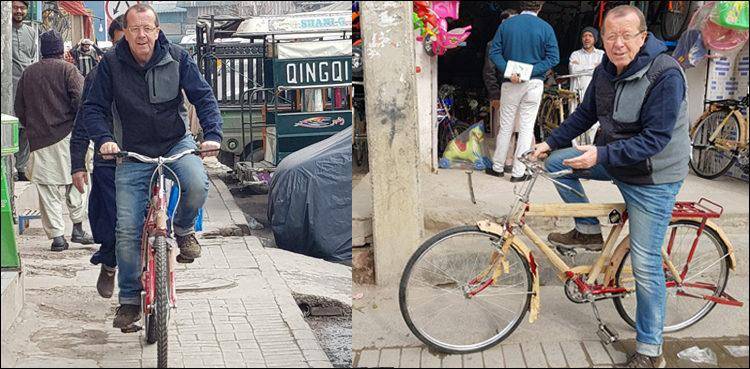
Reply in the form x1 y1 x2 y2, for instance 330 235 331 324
2 114 20 269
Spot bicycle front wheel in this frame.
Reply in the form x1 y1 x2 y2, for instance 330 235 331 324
613 220 730 332
399 226 532 354
690 110 739 179
154 235 170 368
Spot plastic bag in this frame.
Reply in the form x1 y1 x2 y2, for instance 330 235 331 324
724 345 749 357
677 346 718 365
711 1 749 30
439 121 492 170
702 19 749 52
673 29 709 68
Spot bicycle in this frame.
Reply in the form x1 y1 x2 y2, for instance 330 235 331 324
537 81 578 143
437 85 470 158
689 94 749 180
115 148 205 368
399 151 742 354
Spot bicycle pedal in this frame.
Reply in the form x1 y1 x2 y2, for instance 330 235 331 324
120 324 142 333
596 324 619 345
176 254 194 264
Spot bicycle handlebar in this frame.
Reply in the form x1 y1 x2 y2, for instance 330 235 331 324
113 149 204 164
517 150 586 198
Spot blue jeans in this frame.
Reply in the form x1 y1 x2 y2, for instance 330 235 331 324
545 147 683 357
115 135 209 306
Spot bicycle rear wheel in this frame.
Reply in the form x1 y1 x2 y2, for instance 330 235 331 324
399 226 532 354
613 220 730 332
660 1 691 41
689 110 739 179
154 235 170 368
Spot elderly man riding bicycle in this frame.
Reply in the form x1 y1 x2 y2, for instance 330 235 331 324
82 4 222 330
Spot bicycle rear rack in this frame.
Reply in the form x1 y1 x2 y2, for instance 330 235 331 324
672 198 723 218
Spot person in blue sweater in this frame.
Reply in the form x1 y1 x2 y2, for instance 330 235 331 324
81 4 223 329
532 5 690 368
70 15 125 300
486 1 559 181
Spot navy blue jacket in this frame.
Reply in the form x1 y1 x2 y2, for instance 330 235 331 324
82 31 222 158
71 66 115 173
546 33 689 184
489 13 559 80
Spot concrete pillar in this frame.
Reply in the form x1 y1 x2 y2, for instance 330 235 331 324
414 35 438 172
1 1 11 114
361 1 424 285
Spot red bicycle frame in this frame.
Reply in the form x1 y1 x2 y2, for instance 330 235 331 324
140 181 177 320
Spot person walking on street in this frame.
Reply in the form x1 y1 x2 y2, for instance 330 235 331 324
11 0 37 182
569 26 604 144
70 16 126 299
14 30 95 252
532 5 690 368
486 1 559 181
82 4 223 329
70 38 104 77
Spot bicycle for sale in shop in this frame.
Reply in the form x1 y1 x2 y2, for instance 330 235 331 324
399 151 743 354
689 93 749 179
116 148 207 368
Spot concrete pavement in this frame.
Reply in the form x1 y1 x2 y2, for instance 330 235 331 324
1 164 333 368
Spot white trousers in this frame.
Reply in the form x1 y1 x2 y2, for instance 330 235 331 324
492 80 543 177
36 183 87 239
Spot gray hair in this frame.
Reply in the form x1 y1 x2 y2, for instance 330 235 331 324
122 3 160 28
602 5 647 35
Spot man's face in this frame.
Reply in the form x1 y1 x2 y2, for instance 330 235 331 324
603 13 647 73
124 10 159 64
12 1 28 23
582 32 595 50
82 44 91 52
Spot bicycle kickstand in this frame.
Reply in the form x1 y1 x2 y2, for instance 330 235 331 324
589 298 619 345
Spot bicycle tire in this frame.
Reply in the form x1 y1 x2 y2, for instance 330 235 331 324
612 220 730 333
660 1 691 42
399 226 532 354
154 235 169 368
689 110 739 179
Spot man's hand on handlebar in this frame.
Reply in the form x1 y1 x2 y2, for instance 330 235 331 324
100 141 120 160
530 142 551 161
199 141 221 159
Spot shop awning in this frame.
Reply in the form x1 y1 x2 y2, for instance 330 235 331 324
58 1 93 39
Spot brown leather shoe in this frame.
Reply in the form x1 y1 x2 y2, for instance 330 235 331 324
97 265 116 298
176 233 201 259
548 228 604 251
619 353 666 368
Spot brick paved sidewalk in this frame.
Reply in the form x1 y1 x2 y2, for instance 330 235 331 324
1 172 332 368
354 336 750 368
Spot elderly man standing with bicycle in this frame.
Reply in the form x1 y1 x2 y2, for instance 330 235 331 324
82 4 222 329
532 5 690 368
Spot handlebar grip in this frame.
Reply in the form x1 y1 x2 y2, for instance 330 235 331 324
115 151 130 158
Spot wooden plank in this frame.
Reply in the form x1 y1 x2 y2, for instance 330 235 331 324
525 203 626 218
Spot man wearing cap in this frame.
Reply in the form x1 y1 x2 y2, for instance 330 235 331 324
11 0 38 182
14 30 94 252
568 26 605 144
70 38 104 77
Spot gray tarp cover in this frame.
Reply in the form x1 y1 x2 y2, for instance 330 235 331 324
267 126 352 262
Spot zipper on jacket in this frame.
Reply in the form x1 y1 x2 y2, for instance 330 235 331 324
613 82 623 117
